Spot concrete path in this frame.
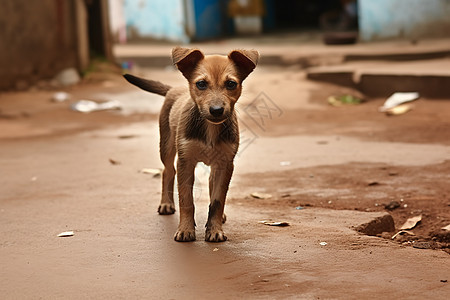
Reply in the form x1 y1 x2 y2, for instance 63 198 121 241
1 120 449 299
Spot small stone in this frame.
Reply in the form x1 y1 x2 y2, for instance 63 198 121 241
356 214 395 236
412 241 432 249
385 201 400 211
54 68 80 86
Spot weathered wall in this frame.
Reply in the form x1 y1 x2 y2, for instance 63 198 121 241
359 0 450 41
0 0 79 90
124 0 189 42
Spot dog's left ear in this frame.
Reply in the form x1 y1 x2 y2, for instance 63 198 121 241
228 49 259 81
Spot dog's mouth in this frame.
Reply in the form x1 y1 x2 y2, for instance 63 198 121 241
206 117 227 125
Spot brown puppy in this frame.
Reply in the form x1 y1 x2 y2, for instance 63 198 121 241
124 47 259 242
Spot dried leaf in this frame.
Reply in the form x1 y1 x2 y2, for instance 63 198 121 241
400 215 422 230
118 135 137 139
250 192 272 199
140 168 162 178
109 158 121 165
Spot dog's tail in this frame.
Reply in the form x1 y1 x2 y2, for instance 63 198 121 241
123 74 172 96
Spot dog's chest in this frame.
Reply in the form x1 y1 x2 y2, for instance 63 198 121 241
198 143 226 166
179 138 237 167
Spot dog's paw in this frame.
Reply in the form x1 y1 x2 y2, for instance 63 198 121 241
205 229 227 242
174 230 196 242
158 203 175 215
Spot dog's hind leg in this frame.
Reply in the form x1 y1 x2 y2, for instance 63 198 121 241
205 162 234 242
158 98 176 215
158 134 176 215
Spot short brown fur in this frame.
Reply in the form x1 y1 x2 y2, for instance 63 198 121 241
124 47 258 242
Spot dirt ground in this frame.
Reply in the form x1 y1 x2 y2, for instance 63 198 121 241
1 64 449 299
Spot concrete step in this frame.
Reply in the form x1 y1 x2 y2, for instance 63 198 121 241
307 58 450 98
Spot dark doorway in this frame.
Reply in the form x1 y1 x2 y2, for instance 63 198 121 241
270 0 357 31
85 0 112 59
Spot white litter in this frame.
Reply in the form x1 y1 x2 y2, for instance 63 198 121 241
379 92 419 112
259 220 289 227
71 100 121 113
442 224 450 231
57 231 74 237
52 92 70 102
319 242 328 246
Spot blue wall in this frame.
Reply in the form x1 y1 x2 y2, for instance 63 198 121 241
124 0 189 42
359 0 450 41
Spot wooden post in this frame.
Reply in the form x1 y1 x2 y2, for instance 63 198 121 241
73 0 89 72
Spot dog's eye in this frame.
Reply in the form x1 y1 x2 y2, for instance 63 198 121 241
196 80 208 90
225 80 237 90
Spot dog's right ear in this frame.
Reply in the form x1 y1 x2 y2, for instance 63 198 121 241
172 47 204 79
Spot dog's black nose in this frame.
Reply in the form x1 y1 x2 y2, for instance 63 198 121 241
209 105 224 117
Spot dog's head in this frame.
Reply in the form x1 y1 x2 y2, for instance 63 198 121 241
172 47 259 124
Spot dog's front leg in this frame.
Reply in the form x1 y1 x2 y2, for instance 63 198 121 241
206 162 234 242
174 158 196 242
